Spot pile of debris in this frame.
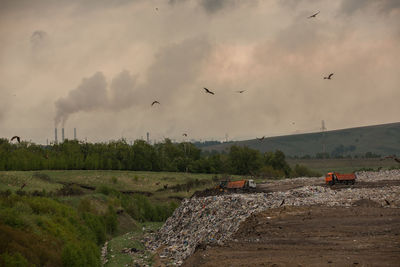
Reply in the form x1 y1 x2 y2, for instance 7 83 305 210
356 169 400 182
144 171 400 265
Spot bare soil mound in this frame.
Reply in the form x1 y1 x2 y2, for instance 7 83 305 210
183 205 400 267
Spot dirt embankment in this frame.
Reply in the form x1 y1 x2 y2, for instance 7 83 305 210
183 205 400 267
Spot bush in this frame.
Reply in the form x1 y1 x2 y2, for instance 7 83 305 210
104 205 118 234
61 242 84 267
259 165 285 179
0 252 28 267
291 164 321 177
56 184 84 196
96 185 119 197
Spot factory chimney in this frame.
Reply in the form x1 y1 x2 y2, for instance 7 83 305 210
74 128 77 140
62 128 65 142
146 132 150 144
54 128 58 144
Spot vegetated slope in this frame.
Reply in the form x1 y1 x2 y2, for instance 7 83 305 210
201 122 400 157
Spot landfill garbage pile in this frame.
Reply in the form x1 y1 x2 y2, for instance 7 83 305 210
356 169 400 182
144 170 400 266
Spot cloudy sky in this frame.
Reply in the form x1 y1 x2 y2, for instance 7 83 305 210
0 0 399 144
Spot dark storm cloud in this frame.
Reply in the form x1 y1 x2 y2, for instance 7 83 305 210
339 0 400 15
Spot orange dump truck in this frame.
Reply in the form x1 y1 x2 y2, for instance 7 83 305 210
218 179 256 191
325 172 356 185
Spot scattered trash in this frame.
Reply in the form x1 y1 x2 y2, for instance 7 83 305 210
140 170 400 266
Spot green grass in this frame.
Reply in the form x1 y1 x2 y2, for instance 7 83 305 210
287 158 399 174
0 170 261 202
203 122 400 157
105 222 163 267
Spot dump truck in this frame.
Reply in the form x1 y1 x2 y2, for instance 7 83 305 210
218 179 256 192
325 172 356 185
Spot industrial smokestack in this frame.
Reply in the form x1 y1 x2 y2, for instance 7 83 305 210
55 128 58 144
74 128 77 140
62 128 65 142
146 132 150 144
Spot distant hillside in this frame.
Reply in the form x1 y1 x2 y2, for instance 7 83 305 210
201 122 400 157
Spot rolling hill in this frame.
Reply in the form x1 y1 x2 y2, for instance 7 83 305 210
201 122 400 157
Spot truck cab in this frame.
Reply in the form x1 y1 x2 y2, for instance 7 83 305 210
247 179 256 189
325 172 336 185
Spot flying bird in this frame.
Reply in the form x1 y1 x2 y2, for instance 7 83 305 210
11 136 21 143
324 73 334 80
236 90 246 93
257 136 265 141
182 133 188 137
203 87 215 95
151 101 160 106
308 11 320 19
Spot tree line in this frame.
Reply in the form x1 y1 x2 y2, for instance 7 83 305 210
0 138 317 177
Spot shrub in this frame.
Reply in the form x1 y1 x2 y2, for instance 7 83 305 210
56 184 84 196
0 252 28 267
291 164 321 177
259 165 285 179
96 185 119 196
111 176 118 184
104 205 118 234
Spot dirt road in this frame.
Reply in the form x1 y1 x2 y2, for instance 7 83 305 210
183 204 400 266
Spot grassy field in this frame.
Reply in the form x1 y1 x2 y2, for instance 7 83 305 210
0 170 258 202
202 122 400 157
287 158 399 174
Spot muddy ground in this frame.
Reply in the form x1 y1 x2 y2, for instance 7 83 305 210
182 178 400 266
183 204 400 267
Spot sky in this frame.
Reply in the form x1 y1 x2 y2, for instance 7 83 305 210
0 0 399 144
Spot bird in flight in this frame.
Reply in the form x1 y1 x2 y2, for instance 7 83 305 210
236 90 246 93
11 136 21 143
203 87 215 95
257 136 265 141
324 73 334 80
182 133 188 137
151 101 160 106
308 11 320 19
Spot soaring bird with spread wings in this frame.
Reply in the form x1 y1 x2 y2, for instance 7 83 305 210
308 11 320 19
324 73 334 80
257 136 265 142
11 136 21 143
151 101 160 106
203 87 215 95
236 90 246 93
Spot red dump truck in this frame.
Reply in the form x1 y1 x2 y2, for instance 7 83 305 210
218 179 256 192
325 172 356 185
